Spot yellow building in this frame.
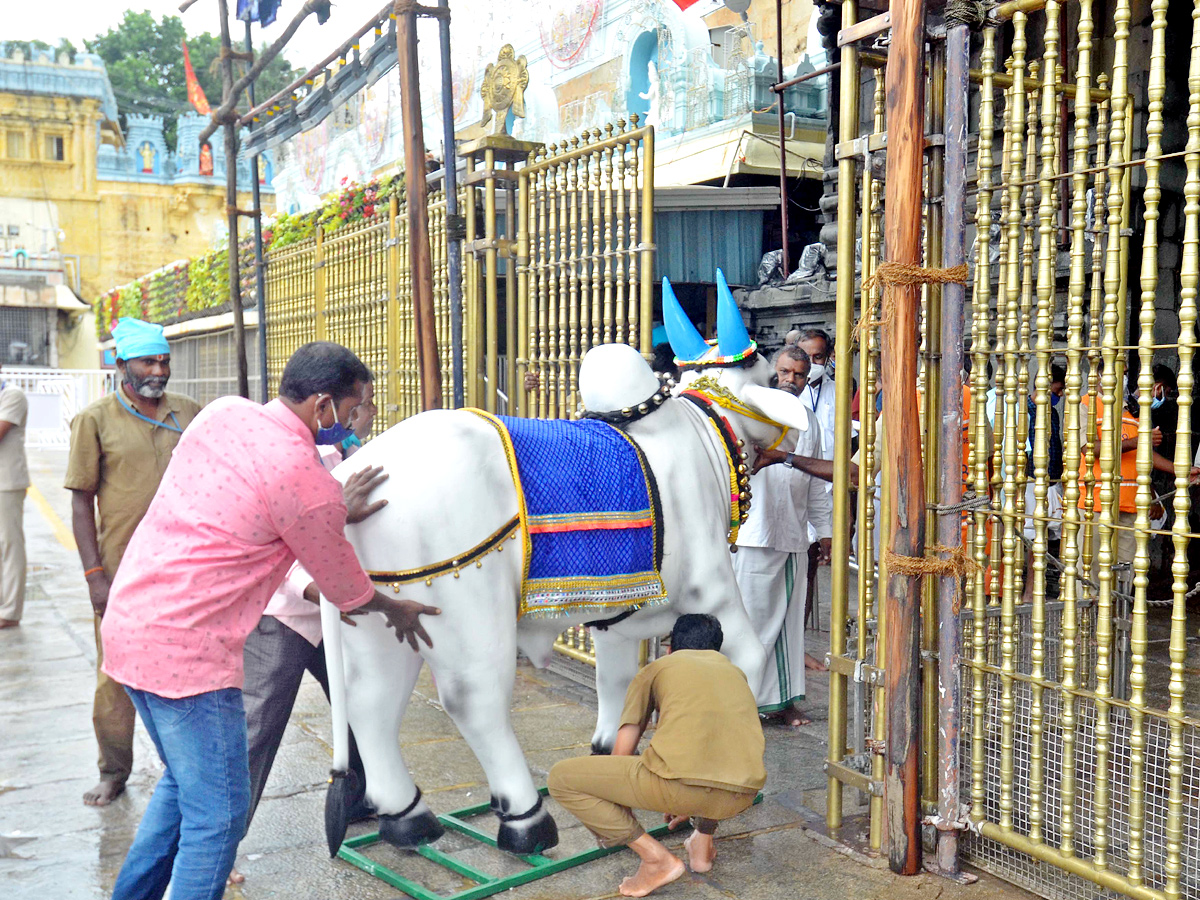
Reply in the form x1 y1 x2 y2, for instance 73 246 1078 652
0 44 271 368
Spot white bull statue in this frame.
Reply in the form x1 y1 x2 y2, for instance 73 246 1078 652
319 272 814 856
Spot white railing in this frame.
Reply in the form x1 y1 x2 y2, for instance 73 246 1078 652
3 368 117 448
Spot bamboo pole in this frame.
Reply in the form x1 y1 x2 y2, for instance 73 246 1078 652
394 0 443 411
437 0 464 409
775 0 790 276
216 0 249 399
826 0 860 832
880 0 925 874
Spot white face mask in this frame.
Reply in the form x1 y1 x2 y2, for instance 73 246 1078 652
807 363 826 384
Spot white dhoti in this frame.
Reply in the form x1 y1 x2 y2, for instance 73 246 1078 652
732 545 807 712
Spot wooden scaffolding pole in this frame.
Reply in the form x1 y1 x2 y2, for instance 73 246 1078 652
394 0 443 410
880 0 926 876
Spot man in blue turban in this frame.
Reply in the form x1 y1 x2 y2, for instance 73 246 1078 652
64 318 204 807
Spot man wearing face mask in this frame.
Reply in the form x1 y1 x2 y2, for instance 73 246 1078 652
794 329 837 639
733 346 831 727
100 342 440 900
65 318 203 808
228 380 381 886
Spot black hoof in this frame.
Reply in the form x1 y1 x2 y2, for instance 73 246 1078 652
497 799 559 854
379 807 444 849
590 739 613 756
324 769 360 857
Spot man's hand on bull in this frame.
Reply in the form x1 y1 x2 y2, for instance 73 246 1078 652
818 537 832 565
358 593 441 651
343 465 389 523
751 446 786 474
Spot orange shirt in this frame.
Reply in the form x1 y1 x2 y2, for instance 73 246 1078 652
1078 395 1139 513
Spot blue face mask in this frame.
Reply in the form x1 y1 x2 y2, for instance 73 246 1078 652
314 394 355 445
317 421 355 445
1151 396 1166 411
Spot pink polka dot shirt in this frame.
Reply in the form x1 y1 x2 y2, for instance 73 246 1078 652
101 397 374 698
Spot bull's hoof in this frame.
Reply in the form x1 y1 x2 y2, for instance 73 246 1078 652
378 789 444 849
497 796 559 854
590 739 613 756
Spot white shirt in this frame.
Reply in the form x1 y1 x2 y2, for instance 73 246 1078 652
736 412 832 553
802 376 837 461
262 443 343 645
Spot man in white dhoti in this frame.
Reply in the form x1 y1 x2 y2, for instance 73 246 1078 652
732 346 832 727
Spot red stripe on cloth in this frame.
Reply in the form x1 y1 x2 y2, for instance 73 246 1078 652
527 518 653 534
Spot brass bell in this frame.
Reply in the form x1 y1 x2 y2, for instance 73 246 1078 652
740 451 749 461
638 403 649 414
737 439 745 448
622 408 633 417
729 544 739 554
739 492 748 501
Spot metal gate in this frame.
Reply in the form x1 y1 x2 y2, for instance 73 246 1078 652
828 0 1200 897
2 368 116 448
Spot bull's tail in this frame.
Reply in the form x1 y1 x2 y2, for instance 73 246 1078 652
320 596 356 856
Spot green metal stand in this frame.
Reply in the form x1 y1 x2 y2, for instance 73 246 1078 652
338 789 761 900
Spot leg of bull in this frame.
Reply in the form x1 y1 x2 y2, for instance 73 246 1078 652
340 616 443 849
425 633 558 854
590 629 644 755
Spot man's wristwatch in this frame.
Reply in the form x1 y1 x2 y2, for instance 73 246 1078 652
785 452 796 469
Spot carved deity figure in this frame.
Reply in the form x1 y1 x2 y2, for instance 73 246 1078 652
638 61 660 130
199 143 214 177
138 142 157 174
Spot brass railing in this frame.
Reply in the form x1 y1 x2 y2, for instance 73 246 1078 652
262 190 461 430
829 0 1200 896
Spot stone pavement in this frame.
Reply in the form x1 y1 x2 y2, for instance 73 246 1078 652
0 448 1036 900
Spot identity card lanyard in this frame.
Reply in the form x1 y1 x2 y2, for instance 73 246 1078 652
115 389 183 434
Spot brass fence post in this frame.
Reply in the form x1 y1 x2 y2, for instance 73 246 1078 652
387 194 401 428
827 0 860 833
314 225 327 341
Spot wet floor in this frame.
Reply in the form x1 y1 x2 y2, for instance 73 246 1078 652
0 449 1036 900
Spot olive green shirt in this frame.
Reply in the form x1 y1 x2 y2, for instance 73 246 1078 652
64 389 203 576
619 650 767 794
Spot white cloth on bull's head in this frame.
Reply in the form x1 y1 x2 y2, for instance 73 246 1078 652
732 546 809 710
736 416 830 553
578 342 660 415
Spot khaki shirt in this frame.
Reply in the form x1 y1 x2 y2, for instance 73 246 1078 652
620 650 766 794
64 389 202 576
0 386 29 491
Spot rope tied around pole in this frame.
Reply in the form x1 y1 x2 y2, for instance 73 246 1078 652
852 261 969 346
885 544 981 579
944 0 993 30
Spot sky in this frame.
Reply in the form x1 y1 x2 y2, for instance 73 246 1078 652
5 0 412 70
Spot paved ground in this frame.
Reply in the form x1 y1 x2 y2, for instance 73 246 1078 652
0 448 1037 900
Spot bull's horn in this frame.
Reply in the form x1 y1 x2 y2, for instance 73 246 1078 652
662 276 708 361
715 268 752 358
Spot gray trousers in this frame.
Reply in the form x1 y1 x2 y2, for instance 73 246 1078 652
242 615 368 831
0 488 25 621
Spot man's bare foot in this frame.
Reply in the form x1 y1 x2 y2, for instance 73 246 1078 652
684 832 716 873
83 780 125 806
619 857 686 897
804 652 827 671
0 618 18 628
228 867 245 885
780 707 812 727
620 834 686 897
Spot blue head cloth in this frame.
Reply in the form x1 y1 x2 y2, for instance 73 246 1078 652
662 277 709 362
715 268 752 358
112 318 170 361
651 324 667 347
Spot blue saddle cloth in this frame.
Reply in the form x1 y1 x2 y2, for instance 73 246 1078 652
475 413 666 619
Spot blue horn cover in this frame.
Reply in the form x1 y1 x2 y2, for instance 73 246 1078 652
715 268 752 357
662 277 709 361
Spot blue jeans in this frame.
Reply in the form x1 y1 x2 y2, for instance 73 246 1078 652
112 687 250 900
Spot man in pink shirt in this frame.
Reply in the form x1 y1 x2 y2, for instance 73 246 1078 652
101 343 437 900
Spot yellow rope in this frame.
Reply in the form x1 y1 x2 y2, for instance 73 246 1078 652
852 262 970 346
884 543 981 579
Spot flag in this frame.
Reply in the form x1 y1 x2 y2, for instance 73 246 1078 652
670 0 704 9
237 0 283 27
182 40 211 115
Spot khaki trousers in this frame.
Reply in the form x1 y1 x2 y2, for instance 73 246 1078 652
0 489 25 621
548 755 756 847
93 615 135 783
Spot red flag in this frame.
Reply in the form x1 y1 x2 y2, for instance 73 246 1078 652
182 40 211 115
670 0 703 9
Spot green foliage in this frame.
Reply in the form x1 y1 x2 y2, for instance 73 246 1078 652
95 178 404 338
83 10 303 152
